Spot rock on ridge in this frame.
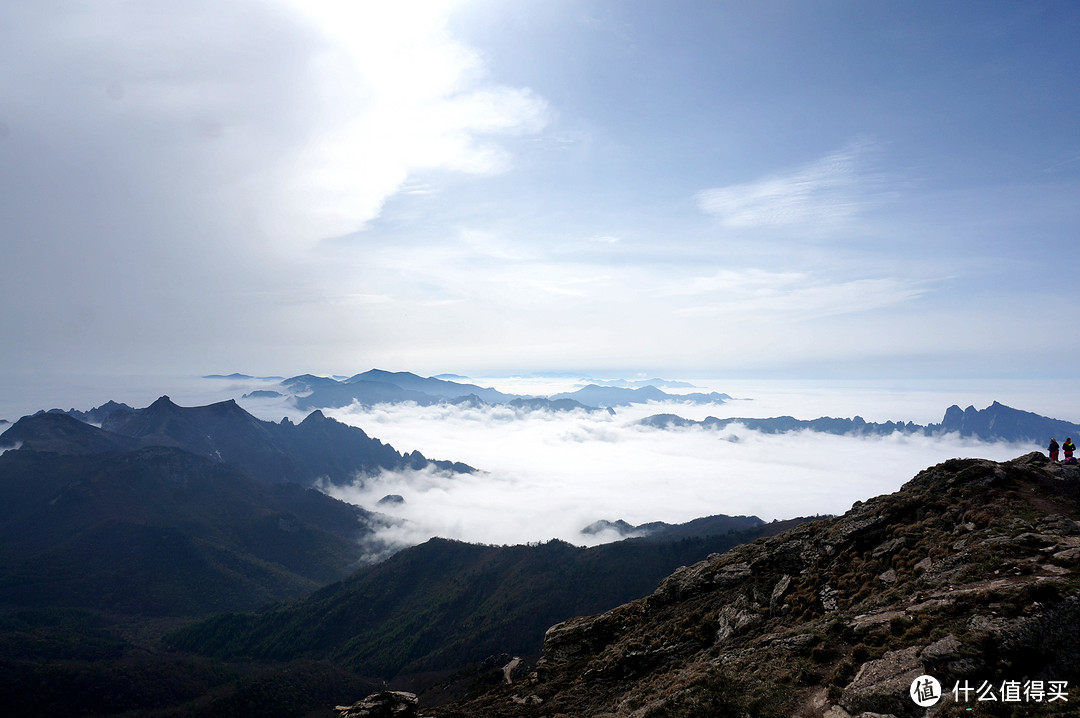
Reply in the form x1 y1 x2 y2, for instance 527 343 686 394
336 691 418 717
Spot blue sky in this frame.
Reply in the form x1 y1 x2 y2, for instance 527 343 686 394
2 0 1078 380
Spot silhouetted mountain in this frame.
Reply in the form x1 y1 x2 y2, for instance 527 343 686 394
507 397 615 414
641 401 1080 444
83 395 472 486
646 513 774 541
1 412 141 454
422 454 1080 717
284 408 474 481
281 373 343 393
292 378 444 410
283 370 517 410
347 370 516 404
581 514 765 540
168 520 811 682
580 518 650 537
0 394 483 716
591 378 699 389
0 445 377 616
33 400 136 426
937 400 1080 442
551 384 731 408
641 412 920 436
277 370 733 414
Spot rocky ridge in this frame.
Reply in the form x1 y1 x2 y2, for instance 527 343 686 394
421 453 1080 717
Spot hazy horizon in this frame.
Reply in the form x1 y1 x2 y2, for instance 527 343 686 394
1 370 1062 550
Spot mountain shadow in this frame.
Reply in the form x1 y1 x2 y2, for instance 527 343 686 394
0 445 376 616
167 518 812 681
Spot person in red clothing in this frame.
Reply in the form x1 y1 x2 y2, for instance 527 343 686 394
1049 438 1060 461
1064 438 1076 461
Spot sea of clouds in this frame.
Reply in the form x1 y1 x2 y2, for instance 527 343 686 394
0 373 1066 551
307 376 1055 548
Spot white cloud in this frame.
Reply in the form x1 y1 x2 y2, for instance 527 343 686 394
275 0 552 240
320 397 1038 548
696 140 883 231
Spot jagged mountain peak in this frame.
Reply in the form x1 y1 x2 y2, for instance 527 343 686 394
11 396 467 486
147 394 177 409
301 409 328 424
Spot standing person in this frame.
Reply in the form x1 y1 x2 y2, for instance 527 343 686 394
1064 438 1076 461
1049 438 1060 461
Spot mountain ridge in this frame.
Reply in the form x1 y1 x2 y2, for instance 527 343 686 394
642 400 1080 445
275 370 733 412
3 395 473 487
166 516 816 681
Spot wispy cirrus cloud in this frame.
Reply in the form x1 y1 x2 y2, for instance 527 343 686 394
660 268 931 321
695 140 886 232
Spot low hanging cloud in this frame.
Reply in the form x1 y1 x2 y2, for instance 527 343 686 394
319 398 1036 549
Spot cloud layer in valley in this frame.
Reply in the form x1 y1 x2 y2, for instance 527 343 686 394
319 394 1038 548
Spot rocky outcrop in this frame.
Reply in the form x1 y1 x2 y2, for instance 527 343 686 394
424 453 1080 717
336 691 418 717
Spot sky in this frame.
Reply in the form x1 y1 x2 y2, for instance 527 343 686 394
3 0 1080 381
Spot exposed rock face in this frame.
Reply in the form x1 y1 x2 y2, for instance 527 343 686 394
838 645 923 716
336 690 418 717
424 453 1080 717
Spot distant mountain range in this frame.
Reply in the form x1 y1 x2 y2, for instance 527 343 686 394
284 370 517 410
269 369 731 412
31 400 135 425
550 384 732 408
589 377 699 389
641 400 1080 444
